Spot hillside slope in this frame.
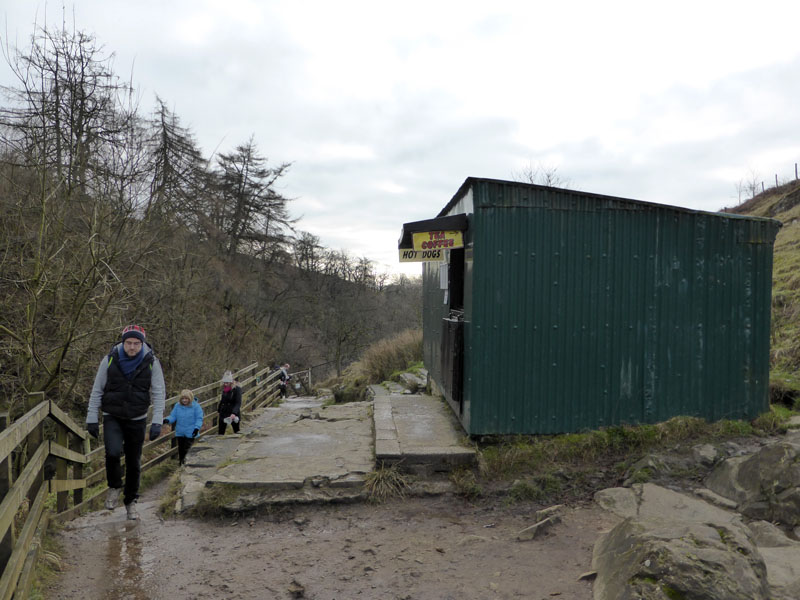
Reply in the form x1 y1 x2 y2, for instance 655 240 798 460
726 179 800 398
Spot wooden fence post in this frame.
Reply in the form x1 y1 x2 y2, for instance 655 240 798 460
26 393 45 500
0 413 15 574
69 433 85 507
55 422 68 513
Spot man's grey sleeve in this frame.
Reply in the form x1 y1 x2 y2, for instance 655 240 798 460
86 356 108 425
150 358 166 424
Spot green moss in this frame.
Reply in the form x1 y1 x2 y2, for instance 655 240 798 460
506 473 563 503
662 584 686 600
630 575 659 585
628 467 653 484
753 406 789 434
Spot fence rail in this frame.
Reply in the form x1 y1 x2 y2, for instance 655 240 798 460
0 362 282 599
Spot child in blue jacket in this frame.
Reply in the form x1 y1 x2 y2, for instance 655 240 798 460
163 389 204 465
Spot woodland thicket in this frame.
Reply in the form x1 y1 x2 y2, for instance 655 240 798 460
0 24 421 420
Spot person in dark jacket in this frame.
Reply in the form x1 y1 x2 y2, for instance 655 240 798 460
85 324 166 520
217 370 242 434
163 389 204 465
279 363 291 398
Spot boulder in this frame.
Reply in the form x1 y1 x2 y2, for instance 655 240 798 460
747 520 799 548
706 441 800 526
692 442 720 467
398 372 426 393
693 487 738 510
593 484 770 600
622 455 671 487
593 518 769 600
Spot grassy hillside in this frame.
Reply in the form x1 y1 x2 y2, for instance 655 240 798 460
726 179 800 399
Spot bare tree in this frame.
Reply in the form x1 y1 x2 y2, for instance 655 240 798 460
146 97 211 227
210 137 294 258
512 160 570 188
741 169 762 200
0 25 137 200
0 24 157 414
293 231 324 273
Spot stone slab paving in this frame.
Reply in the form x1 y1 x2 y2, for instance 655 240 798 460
371 384 476 474
177 396 374 511
175 384 476 512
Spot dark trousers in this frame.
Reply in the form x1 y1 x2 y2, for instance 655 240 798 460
103 414 147 505
218 416 240 435
177 436 194 464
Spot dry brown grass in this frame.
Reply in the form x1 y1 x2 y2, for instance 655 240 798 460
355 329 422 384
328 329 423 403
363 462 409 502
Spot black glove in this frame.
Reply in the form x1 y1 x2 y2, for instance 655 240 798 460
192 428 199 438
163 418 170 425
148 423 162 441
87 422 99 439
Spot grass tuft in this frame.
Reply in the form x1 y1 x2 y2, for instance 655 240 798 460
141 459 178 491
190 485 241 518
158 471 184 518
364 462 409 502
450 468 482 499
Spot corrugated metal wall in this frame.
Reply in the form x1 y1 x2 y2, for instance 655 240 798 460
460 180 779 435
422 261 446 391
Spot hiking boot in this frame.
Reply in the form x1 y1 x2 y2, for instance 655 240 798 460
105 487 122 510
125 501 139 520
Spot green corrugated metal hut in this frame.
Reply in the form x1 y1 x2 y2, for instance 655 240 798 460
401 177 781 435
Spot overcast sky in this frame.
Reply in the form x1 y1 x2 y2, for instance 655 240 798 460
2 1 799 276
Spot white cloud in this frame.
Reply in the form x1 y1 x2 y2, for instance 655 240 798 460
2 0 800 275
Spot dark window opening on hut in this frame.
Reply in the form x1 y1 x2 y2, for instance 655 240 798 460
449 248 465 312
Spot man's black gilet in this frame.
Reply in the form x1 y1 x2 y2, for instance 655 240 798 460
102 350 154 419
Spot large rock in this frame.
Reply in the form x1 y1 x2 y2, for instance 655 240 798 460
746 520 800 597
593 484 770 600
706 441 800 526
593 518 769 600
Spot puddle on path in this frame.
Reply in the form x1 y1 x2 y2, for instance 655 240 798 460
103 520 157 599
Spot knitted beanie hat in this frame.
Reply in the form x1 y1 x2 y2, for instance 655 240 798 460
121 324 146 342
222 370 234 384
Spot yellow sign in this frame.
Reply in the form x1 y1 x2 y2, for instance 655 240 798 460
398 248 446 262
412 230 464 252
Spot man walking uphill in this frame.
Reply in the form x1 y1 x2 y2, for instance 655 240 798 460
85 325 166 520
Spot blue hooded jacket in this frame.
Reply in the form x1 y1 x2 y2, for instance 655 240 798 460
165 399 204 438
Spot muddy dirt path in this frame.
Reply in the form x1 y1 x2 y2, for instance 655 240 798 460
46 481 619 600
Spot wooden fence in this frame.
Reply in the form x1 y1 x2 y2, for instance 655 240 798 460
0 362 282 599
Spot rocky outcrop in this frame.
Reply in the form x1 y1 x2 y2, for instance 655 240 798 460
593 433 800 600
705 440 800 526
594 484 769 600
